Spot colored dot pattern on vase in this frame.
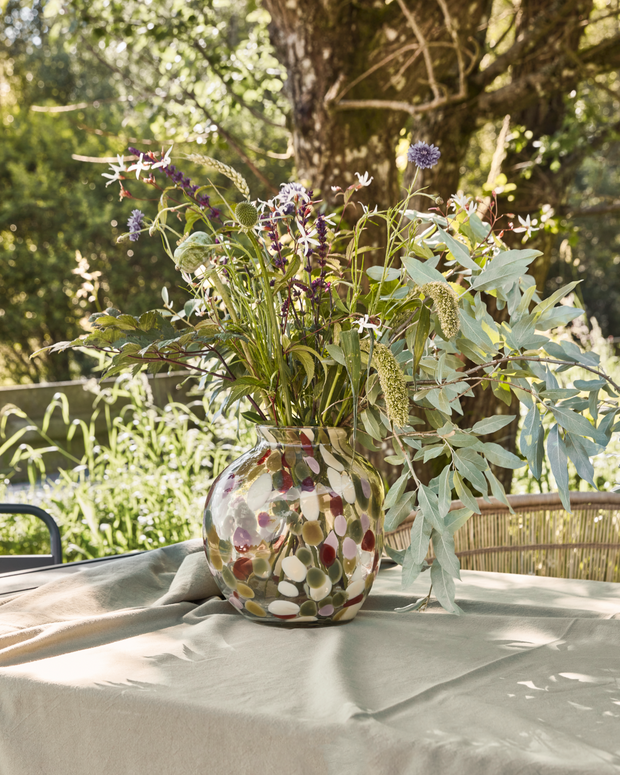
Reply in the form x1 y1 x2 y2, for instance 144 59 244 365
202 427 384 625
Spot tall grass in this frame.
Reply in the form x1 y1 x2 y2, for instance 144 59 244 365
0 375 253 560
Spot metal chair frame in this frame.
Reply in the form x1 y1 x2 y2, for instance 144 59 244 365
0 504 63 573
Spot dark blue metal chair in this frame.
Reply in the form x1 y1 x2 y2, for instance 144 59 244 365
0 504 63 573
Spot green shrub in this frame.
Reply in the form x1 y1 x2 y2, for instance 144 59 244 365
0 376 253 560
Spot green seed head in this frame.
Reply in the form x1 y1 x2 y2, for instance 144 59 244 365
420 281 461 339
235 201 259 228
363 341 410 428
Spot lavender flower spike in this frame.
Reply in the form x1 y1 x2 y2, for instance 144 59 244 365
407 142 441 170
127 210 145 242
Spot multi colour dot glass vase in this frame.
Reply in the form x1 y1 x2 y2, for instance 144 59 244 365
203 426 385 625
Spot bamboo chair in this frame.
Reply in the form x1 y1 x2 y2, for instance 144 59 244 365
385 491 620 582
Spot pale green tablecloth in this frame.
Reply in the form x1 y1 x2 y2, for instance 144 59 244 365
1 540 619 775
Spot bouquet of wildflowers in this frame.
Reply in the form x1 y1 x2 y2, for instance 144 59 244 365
42 142 620 611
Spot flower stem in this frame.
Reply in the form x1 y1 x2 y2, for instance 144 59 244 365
247 231 293 426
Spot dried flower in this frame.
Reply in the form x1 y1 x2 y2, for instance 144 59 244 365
127 210 144 242
407 142 441 170
185 154 250 199
363 342 409 428
420 282 460 339
173 231 213 273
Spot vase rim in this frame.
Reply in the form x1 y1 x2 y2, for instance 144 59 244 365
257 425 349 445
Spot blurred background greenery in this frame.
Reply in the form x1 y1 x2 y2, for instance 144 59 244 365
1 0 619 556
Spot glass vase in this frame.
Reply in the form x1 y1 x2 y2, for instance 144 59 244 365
203 426 385 625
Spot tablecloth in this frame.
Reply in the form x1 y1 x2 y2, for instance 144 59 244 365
1 539 619 775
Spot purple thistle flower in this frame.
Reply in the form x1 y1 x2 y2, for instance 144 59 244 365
407 142 441 170
127 209 144 242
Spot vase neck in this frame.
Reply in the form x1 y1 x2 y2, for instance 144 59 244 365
257 426 349 449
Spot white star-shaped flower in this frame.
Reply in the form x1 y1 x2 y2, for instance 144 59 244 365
101 154 127 186
127 153 151 180
355 314 383 337
355 171 374 187
151 145 173 170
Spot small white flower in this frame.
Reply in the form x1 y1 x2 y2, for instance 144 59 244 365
355 314 383 337
330 185 342 192
361 203 379 216
355 171 373 187
513 214 539 239
127 153 151 180
450 192 472 212
295 221 319 252
101 154 127 186
151 145 173 170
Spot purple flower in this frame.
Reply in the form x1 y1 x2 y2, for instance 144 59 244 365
127 209 144 242
407 142 441 170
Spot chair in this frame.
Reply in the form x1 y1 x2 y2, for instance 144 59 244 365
0 504 63 573
385 491 620 582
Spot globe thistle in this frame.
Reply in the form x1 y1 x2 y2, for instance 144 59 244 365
363 342 410 428
185 154 250 199
407 142 441 170
235 201 259 228
277 182 310 209
420 282 460 339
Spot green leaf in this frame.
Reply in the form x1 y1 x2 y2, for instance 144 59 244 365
549 405 607 445
564 432 596 487
519 405 544 480
430 559 460 613
384 472 410 510
360 408 384 440
356 430 380 451
436 227 479 271
481 442 525 469
290 348 315 384
402 547 425 589
438 465 452 518
413 304 431 374
472 414 516 435
444 506 473 534
366 265 401 282
385 545 406 565
401 255 447 286
384 491 416 532
325 344 346 366
484 468 513 510
453 471 481 513
418 483 443 531
470 249 540 291
547 424 571 512
410 513 432 564
432 529 461 580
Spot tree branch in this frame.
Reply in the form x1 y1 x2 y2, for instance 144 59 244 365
396 0 442 102
474 0 582 89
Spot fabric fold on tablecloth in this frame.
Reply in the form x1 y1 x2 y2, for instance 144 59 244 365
0 540 220 667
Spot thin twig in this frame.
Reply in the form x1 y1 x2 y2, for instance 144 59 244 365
396 0 442 101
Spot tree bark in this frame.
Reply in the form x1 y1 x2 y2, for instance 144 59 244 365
262 0 620 491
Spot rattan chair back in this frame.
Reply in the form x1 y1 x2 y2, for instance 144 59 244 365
385 491 620 582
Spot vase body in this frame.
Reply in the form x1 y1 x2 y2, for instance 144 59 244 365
203 426 385 625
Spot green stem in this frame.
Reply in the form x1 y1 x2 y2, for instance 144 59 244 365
248 231 293 425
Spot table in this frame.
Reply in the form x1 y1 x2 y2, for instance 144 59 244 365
1 540 619 774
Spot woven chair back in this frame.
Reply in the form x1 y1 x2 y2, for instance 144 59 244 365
384 492 620 582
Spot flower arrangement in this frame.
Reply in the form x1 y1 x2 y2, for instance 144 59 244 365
42 143 620 612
